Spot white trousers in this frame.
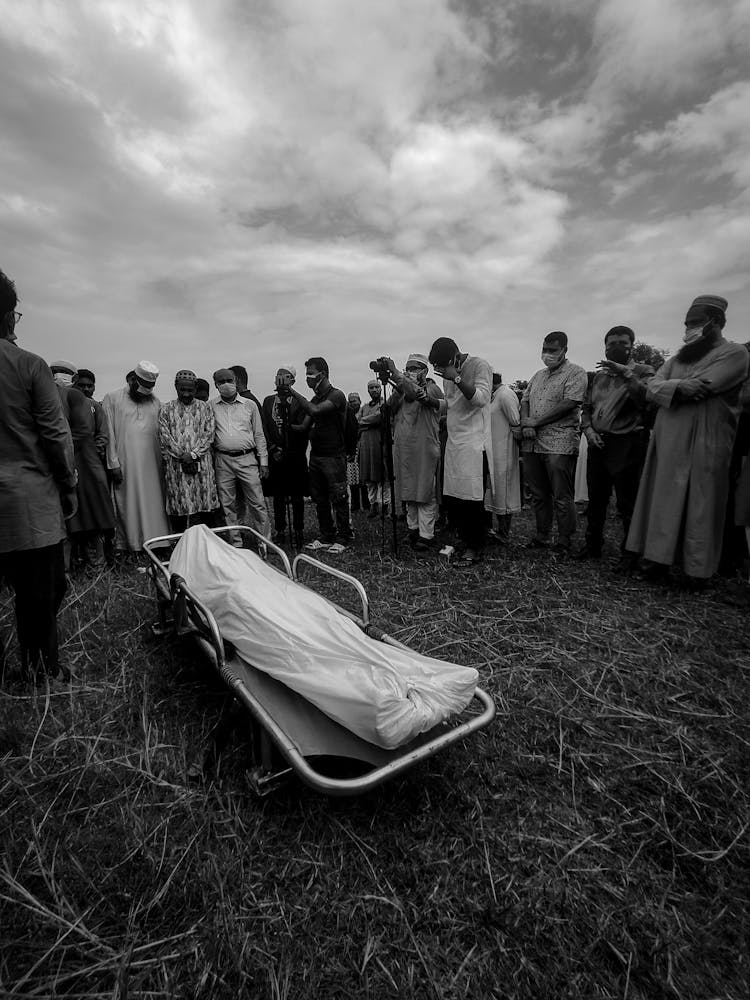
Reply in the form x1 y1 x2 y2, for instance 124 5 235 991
406 498 438 540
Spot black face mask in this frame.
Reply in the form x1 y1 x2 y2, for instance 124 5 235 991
605 344 631 364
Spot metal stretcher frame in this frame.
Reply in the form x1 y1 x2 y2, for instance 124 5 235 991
143 526 496 796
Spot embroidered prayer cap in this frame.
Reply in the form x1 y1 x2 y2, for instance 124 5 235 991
277 364 296 378
406 353 429 369
367 379 380 389
174 369 197 384
347 392 361 403
213 367 236 383
135 360 159 384
690 294 728 314
50 359 77 374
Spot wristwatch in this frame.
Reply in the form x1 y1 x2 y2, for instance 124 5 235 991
454 374 462 386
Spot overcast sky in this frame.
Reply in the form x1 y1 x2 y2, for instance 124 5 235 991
2 0 749 399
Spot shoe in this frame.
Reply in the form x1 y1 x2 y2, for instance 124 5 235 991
637 561 669 583
305 539 331 551
526 538 550 549
408 529 419 546
611 553 637 574
328 542 348 554
414 537 435 551
573 545 601 561
455 550 483 566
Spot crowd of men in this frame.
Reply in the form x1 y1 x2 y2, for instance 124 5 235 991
2 263 750 683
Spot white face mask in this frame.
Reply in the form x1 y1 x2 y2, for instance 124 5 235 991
541 352 562 369
53 372 74 387
683 324 706 344
217 383 236 399
136 383 153 396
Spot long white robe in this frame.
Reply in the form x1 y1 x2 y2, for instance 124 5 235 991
485 384 521 514
103 388 169 550
443 356 494 502
626 337 748 577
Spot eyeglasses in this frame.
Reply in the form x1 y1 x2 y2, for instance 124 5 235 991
8 311 22 324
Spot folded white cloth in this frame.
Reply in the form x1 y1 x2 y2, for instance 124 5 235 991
169 525 478 749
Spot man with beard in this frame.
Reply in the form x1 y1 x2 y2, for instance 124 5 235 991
159 370 219 533
578 326 654 566
103 362 170 552
626 295 748 587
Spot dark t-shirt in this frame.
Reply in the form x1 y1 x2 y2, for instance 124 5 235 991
309 384 347 457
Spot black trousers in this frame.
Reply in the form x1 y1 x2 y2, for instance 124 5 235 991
0 541 67 676
168 510 222 533
272 494 305 535
445 453 490 552
585 431 648 553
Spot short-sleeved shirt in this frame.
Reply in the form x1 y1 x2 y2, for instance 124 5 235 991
522 360 588 455
309 383 347 457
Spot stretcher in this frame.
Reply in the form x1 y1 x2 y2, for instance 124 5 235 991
143 526 495 796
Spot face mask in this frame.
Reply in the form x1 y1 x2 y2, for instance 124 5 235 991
406 369 426 385
684 324 707 344
136 384 153 396
605 344 631 364
53 372 74 387
306 373 323 390
541 352 561 369
217 383 236 399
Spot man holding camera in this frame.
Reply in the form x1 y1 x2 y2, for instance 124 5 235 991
288 357 353 552
261 365 310 548
579 326 654 564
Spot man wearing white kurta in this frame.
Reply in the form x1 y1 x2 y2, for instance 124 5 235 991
103 361 170 552
428 337 493 565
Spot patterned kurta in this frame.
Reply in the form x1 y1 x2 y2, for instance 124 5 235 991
158 399 218 516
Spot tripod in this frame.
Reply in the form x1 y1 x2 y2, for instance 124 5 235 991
275 393 299 552
377 377 399 557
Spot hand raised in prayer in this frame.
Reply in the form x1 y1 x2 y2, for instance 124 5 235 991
596 359 629 376
585 428 605 449
678 377 711 401
260 464 269 479
440 363 458 382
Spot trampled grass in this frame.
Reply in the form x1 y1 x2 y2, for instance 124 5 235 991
1 508 748 998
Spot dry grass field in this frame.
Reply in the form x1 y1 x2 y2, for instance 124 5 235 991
1 507 748 999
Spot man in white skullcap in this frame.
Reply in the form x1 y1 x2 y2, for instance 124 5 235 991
383 354 444 549
102 361 169 551
627 295 749 587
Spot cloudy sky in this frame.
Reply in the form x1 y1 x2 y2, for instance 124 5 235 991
2 0 749 398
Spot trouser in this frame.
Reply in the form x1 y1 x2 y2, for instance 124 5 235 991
309 454 352 543
214 452 271 542
168 510 222 534
445 497 487 551
585 431 648 553
0 542 67 678
349 484 369 511
523 452 577 545
406 498 438 540
366 482 383 506
272 494 305 535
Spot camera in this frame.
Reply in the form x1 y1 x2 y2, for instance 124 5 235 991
369 357 391 380
275 371 293 394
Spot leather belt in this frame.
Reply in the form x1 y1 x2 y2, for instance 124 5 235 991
215 448 255 457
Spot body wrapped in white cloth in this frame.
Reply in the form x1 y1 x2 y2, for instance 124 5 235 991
169 526 478 749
